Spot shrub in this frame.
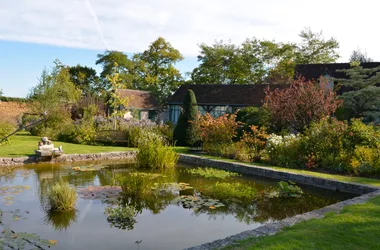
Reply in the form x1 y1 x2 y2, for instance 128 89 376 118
198 113 241 145
266 133 304 168
173 89 200 146
350 145 380 175
236 106 271 136
264 77 342 132
303 118 351 172
0 123 15 145
45 180 77 211
240 125 269 162
136 131 178 169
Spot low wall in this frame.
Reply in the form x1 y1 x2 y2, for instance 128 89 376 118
179 154 379 195
185 189 380 250
0 151 136 166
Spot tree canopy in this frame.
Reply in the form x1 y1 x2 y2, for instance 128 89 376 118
68 65 102 96
191 28 340 85
349 48 373 63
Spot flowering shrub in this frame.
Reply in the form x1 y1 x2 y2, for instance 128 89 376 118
198 113 241 144
240 125 269 162
266 133 304 168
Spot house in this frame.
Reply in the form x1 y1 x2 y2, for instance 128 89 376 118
167 84 288 124
115 89 160 121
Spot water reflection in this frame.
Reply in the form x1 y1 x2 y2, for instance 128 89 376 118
0 161 359 250
44 209 78 231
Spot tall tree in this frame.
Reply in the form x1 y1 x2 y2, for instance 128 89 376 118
295 27 340 64
173 89 200 146
68 65 102 96
349 48 373 63
96 51 137 90
335 63 380 122
138 37 184 104
191 28 339 85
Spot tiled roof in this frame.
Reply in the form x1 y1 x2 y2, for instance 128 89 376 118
295 62 380 80
168 84 288 106
116 89 159 109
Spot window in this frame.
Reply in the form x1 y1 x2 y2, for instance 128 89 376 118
148 110 157 121
169 105 181 123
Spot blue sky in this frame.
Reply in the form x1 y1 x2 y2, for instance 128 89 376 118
0 40 198 97
1 0 379 97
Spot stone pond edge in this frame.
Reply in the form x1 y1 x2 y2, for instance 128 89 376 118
184 189 380 250
178 154 379 194
1 152 380 249
0 151 137 166
178 154 380 250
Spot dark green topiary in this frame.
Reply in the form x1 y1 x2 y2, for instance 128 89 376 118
173 89 200 146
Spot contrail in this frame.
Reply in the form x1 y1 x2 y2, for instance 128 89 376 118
84 0 110 50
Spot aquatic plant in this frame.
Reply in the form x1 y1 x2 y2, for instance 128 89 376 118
171 195 225 210
45 180 77 211
199 182 257 201
186 167 240 179
104 205 138 230
277 181 303 198
136 131 178 169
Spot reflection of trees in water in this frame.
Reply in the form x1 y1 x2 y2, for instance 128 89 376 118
44 209 77 231
104 169 178 230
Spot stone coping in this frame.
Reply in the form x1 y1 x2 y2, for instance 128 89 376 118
178 153 380 250
178 154 379 195
184 189 380 250
0 151 136 166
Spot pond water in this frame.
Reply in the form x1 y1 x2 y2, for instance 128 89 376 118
0 161 356 250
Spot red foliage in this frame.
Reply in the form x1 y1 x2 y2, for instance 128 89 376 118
264 77 343 131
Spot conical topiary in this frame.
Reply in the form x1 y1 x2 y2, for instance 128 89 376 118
173 89 200 146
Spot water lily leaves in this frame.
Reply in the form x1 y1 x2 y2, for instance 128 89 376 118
0 229 55 249
171 195 225 210
78 186 122 203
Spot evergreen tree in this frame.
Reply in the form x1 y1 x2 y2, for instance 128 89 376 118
336 63 380 122
173 89 199 146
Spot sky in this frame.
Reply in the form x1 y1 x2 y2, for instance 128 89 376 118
1 0 379 97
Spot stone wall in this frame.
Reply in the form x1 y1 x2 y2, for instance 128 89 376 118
185 189 380 250
179 154 379 195
0 151 136 166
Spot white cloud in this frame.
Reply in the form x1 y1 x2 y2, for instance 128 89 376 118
1 0 380 60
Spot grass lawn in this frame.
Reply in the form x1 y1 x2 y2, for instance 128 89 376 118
227 195 380 250
174 148 380 187
0 133 135 157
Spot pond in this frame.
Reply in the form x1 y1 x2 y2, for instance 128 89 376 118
0 161 357 250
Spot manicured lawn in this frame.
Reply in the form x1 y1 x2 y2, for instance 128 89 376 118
227 195 380 250
0 133 135 157
175 148 380 187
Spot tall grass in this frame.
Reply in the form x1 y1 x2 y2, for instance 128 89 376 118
45 180 77 211
136 131 178 169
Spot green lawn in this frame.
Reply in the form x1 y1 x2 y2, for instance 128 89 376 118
0 133 135 157
227 195 380 250
175 149 380 187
